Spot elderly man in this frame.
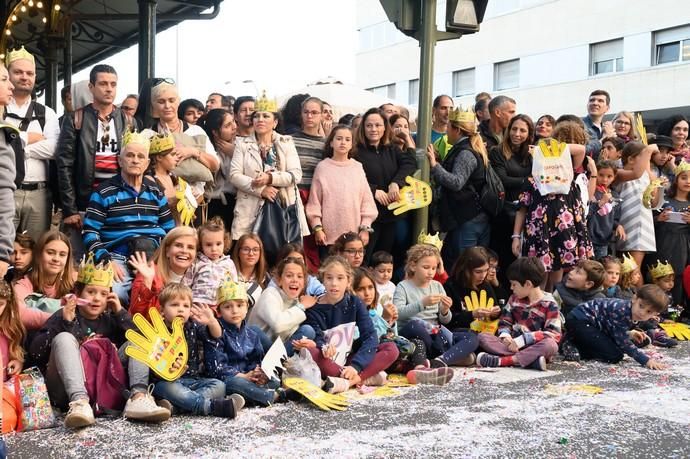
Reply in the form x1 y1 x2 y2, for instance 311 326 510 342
82 130 175 304
4 46 60 242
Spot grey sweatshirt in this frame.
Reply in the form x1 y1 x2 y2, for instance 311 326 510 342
0 126 16 262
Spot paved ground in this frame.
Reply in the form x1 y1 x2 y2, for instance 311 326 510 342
5 343 690 458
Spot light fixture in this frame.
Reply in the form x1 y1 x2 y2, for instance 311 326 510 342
28 0 34 7
11 15 17 21
20 5 26 12
54 4 60 11
37 1 43 8
42 16 47 23
0 54 5 60
5 29 11 36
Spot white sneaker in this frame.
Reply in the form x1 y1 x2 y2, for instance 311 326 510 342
64 398 95 428
362 371 387 386
124 390 171 423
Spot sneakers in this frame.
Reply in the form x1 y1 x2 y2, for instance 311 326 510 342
455 352 476 367
124 389 171 423
156 398 174 415
322 376 350 394
527 356 547 371
362 371 387 386
476 352 500 368
64 398 95 429
561 338 581 362
406 367 455 386
650 330 678 348
409 339 429 368
210 394 245 417
430 357 448 369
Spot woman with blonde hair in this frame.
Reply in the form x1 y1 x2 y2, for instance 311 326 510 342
612 111 640 142
426 108 492 269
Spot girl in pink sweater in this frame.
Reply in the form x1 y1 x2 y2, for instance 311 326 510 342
306 125 378 257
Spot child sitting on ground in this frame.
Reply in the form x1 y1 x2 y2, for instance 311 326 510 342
483 247 509 303
370 251 396 311
588 160 626 259
477 257 561 371
151 283 245 418
566 284 668 370
553 259 606 318
617 253 641 300
29 257 170 428
600 257 623 298
7 233 33 283
632 261 678 348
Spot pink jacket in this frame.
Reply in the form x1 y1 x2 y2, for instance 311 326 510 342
306 158 378 245
13 277 52 331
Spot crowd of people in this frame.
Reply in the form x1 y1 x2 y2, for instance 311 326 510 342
0 45 688 432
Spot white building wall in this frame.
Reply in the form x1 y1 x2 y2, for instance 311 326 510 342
356 0 690 120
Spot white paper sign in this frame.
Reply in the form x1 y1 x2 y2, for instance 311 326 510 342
260 338 287 381
323 322 356 366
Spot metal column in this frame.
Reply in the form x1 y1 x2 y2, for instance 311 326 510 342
63 23 72 88
138 0 157 89
44 38 58 109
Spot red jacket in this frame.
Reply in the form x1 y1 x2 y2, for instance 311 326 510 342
129 266 165 321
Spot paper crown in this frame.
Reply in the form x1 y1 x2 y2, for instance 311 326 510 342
77 254 114 288
620 253 639 275
418 231 443 251
255 90 278 113
6 46 34 66
448 105 475 123
122 128 154 151
217 272 248 304
674 160 690 176
648 260 674 280
149 132 176 155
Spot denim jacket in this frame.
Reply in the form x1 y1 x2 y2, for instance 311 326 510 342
203 319 265 379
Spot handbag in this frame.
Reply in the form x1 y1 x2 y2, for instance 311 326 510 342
172 132 214 183
252 182 301 264
5 367 56 431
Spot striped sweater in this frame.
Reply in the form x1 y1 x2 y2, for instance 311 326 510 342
83 174 175 262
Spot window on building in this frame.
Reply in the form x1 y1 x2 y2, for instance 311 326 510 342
494 59 519 91
452 68 475 97
590 39 624 75
654 25 690 65
368 84 396 99
408 79 419 105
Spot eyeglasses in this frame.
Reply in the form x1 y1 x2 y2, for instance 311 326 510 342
614 120 630 126
151 77 175 87
240 247 260 254
303 110 321 117
342 249 364 256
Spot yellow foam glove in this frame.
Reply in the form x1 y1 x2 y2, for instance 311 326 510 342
659 322 690 340
387 176 432 216
125 308 188 381
464 290 499 335
642 178 666 210
175 178 198 226
282 377 350 411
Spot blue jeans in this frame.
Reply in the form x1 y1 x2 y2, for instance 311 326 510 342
400 319 479 365
285 324 316 356
111 253 133 307
442 212 490 269
593 244 609 260
248 325 273 352
153 377 226 415
224 376 280 407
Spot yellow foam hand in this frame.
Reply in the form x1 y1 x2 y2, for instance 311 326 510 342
464 290 499 334
642 178 666 210
282 377 350 411
175 178 198 226
659 322 690 340
387 176 433 216
538 139 566 158
125 308 188 381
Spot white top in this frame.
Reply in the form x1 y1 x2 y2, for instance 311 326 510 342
5 98 59 182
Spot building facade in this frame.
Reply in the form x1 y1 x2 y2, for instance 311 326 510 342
356 0 690 123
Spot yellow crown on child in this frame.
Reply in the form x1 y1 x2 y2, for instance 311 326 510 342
418 231 443 251
255 90 278 113
448 105 475 123
149 132 176 155
6 46 34 66
217 272 248 304
122 129 154 150
77 254 114 288
620 253 638 275
674 160 690 177
648 260 674 280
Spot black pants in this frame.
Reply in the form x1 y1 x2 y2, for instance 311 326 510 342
366 220 398 264
566 317 624 363
207 194 236 231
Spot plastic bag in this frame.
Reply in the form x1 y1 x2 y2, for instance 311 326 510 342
532 139 573 196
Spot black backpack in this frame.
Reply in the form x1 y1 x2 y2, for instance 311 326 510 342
468 156 505 217
4 101 45 189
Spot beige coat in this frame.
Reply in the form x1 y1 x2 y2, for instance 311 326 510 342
229 131 309 240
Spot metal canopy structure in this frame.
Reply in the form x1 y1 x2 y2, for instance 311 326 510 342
0 0 222 109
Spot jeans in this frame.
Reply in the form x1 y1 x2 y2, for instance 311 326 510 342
45 333 149 407
442 212 490 269
400 319 479 365
593 244 609 260
111 253 133 307
152 377 226 415
224 376 279 407
248 325 273 352
566 317 624 363
285 324 316 356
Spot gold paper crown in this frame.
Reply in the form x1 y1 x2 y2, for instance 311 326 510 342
122 129 153 151
620 253 638 275
6 46 34 66
217 272 248 304
674 160 690 177
255 90 277 113
77 254 114 288
149 132 176 155
448 105 475 123
418 231 443 251
648 260 674 280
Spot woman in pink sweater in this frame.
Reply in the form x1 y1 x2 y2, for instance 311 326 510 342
306 125 378 257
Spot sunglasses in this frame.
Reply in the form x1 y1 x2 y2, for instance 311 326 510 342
151 77 176 87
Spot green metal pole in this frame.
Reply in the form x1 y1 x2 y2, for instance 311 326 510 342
413 0 437 238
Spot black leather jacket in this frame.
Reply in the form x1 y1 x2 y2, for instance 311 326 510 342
56 104 136 217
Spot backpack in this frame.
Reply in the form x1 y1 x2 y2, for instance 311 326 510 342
468 160 505 217
4 101 45 188
0 124 24 187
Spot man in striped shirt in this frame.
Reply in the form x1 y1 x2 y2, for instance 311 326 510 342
83 130 175 304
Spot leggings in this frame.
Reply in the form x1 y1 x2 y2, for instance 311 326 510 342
308 342 399 381
399 319 479 365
